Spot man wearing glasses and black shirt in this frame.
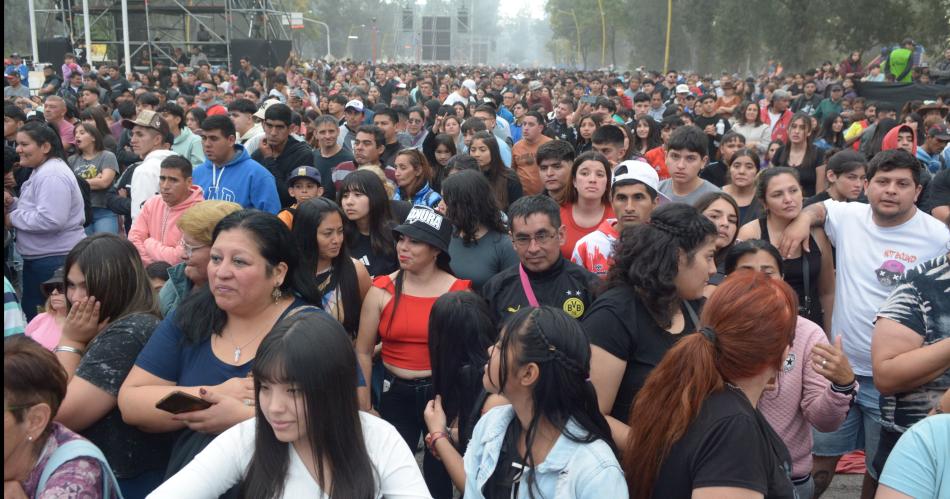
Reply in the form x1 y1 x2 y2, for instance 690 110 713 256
480 195 599 324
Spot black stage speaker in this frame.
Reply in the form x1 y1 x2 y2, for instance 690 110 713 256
268 40 292 67
38 38 73 70
229 39 271 70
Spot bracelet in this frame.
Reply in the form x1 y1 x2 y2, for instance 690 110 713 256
53 345 84 356
425 431 451 456
831 379 857 394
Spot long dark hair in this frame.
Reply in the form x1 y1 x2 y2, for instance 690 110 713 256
491 307 616 498
442 170 507 244
563 151 612 205
606 203 717 329
291 198 362 336
79 107 112 139
239 311 377 499
632 116 662 154
471 131 516 208
866 118 898 160
818 113 845 148
775 112 818 169
338 170 396 258
428 292 495 447
175 210 323 344
63 233 157 322
693 192 740 266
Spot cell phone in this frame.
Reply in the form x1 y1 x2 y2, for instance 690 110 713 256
155 390 212 414
581 95 596 104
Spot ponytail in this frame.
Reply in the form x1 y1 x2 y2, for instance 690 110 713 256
623 270 797 498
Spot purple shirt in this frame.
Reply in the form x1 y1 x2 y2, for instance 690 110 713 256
9 157 86 257
23 423 112 499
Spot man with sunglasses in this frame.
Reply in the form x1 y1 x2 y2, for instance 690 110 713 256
195 81 227 116
480 195 598 324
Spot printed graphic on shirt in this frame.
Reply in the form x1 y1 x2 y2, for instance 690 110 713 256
782 352 796 373
563 290 585 318
204 186 236 203
74 162 99 180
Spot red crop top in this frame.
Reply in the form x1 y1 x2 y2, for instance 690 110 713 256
375 275 472 371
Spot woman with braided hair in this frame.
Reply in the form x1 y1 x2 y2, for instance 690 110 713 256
584 203 718 450
623 269 799 499
458 306 627 498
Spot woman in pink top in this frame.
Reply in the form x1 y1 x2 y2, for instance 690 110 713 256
724 239 856 499
25 268 67 350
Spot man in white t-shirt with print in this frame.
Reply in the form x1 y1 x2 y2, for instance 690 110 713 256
779 148 950 499
572 159 664 277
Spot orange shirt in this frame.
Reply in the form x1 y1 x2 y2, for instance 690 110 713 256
512 135 552 195
644 146 670 180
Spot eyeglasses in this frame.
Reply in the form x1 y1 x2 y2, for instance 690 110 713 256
512 231 556 247
179 239 207 257
41 282 64 297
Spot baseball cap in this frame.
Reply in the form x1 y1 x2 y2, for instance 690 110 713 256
675 84 690 94
528 80 543 91
122 109 171 137
461 79 477 93
345 99 365 113
392 206 453 257
253 99 279 120
612 159 669 202
4 73 19 80
287 166 322 185
927 123 950 141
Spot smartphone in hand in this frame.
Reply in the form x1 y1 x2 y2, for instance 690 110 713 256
155 390 212 414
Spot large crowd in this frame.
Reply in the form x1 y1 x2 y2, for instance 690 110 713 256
3 38 950 499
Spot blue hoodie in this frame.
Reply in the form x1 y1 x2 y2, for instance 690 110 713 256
192 145 281 214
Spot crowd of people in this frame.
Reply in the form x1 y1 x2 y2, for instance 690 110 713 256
3 42 950 499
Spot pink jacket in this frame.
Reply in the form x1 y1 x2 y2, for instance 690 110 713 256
128 186 204 266
758 316 855 478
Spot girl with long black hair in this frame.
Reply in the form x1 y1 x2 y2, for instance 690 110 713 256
150 311 431 498
338 170 399 277
460 307 627 498
468 131 523 211
631 116 662 156
291 198 372 337
421 291 501 497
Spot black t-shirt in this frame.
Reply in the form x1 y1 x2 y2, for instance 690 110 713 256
773 145 825 198
692 114 731 159
349 231 398 277
582 285 703 420
652 386 796 499
75 313 174 479
699 161 728 188
920 167 949 215
480 257 599 324
314 147 354 202
380 141 403 168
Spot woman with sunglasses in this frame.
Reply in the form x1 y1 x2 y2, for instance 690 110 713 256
723 240 856 499
24 268 68 351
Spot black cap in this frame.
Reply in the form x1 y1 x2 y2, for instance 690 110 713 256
392 206 453 256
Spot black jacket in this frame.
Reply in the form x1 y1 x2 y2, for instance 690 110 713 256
480 257 599 324
251 136 314 208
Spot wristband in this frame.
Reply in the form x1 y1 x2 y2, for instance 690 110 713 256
831 379 856 394
53 345 84 356
425 431 451 456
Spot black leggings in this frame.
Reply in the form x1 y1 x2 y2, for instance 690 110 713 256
379 369 454 498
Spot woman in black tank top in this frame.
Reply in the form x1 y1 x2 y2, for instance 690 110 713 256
737 167 836 331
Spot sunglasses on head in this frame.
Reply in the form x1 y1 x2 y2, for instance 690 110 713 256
41 282 64 297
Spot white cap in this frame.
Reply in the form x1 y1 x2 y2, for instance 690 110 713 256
675 83 690 94
345 99 365 113
253 99 279 120
461 79 477 93
613 159 669 201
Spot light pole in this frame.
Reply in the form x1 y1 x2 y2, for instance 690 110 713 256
302 16 333 59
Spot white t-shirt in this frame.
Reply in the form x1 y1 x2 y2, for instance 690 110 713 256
823 200 950 376
130 149 176 222
148 412 432 499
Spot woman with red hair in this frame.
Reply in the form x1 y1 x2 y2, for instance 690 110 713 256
623 270 799 499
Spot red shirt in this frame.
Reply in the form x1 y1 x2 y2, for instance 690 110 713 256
644 146 670 180
559 203 615 259
376 275 472 371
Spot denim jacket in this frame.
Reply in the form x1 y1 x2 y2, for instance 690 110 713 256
463 405 628 499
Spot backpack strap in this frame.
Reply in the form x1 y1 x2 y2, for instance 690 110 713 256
36 439 122 499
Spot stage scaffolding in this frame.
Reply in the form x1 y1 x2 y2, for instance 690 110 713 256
28 0 294 72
